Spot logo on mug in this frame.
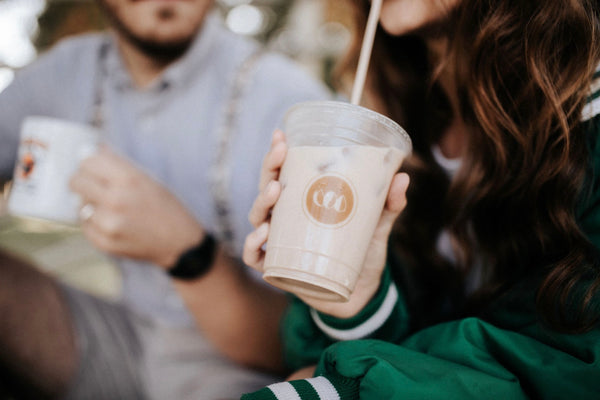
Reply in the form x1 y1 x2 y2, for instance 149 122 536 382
15 139 47 181
304 174 356 227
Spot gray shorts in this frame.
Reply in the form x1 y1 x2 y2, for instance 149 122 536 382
60 286 279 400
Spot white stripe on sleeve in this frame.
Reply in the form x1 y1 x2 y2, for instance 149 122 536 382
267 382 302 400
582 95 600 121
310 283 399 341
307 376 341 400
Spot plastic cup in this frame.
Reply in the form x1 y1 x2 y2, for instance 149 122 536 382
263 100 412 301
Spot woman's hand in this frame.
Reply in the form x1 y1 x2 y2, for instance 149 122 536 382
243 130 288 270
243 130 410 319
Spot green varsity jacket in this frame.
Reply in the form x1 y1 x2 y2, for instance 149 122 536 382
241 75 600 400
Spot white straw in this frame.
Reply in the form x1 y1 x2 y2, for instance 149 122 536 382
350 0 383 105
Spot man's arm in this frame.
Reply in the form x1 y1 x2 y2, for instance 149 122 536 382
69 147 289 373
173 248 288 373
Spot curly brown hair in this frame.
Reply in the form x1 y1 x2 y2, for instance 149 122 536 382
338 0 600 333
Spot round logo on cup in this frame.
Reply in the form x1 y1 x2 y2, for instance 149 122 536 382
303 174 356 227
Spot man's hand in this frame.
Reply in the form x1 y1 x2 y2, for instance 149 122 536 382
69 146 203 268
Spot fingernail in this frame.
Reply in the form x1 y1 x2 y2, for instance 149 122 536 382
271 130 282 144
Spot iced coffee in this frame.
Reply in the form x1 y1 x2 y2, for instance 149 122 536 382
263 101 411 301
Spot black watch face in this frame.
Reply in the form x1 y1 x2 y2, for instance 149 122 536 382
168 235 216 280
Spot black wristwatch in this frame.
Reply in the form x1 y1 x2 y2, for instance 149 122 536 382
167 234 217 280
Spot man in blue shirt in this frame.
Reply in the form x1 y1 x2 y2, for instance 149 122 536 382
0 0 331 398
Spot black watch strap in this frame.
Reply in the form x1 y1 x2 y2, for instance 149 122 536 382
167 234 217 280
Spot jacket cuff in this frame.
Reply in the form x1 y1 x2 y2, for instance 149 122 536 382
310 267 399 341
240 375 360 400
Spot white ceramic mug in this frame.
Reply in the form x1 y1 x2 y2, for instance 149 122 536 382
7 116 100 224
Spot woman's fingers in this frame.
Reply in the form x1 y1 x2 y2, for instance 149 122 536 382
258 130 287 192
386 172 410 213
244 131 286 271
377 172 410 237
243 222 270 271
248 180 281 228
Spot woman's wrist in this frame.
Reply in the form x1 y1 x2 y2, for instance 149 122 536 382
309 267 397 341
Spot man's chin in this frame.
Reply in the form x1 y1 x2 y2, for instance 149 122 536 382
130 38 193 61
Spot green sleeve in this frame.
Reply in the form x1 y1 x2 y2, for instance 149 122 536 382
243 318 600 400
319 318 599 399
281 266 411 371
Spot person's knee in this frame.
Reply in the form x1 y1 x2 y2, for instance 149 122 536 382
0 249 78 400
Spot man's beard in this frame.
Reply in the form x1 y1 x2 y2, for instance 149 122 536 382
99 3 194 62
119 30 193 62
